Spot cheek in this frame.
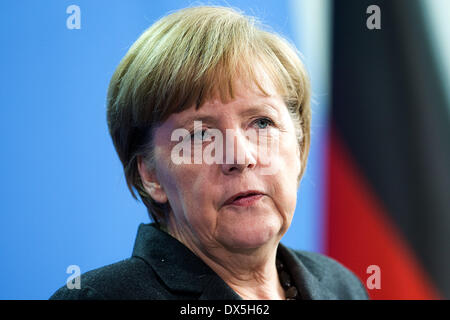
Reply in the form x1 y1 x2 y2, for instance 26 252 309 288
271 134 301 213
159 160 217 228
276 131 301 177
159 164 195 211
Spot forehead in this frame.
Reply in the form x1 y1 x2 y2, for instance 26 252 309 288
173 89 284 126
178 66 284 116
152 57 291 128
152 66 288 140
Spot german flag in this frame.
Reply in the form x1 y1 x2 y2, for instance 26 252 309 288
325 0 450 299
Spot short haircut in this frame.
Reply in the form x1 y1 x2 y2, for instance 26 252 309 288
106 6 311 225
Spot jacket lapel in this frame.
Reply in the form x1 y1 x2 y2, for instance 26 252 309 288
278 243 337 299
131 223 241 298
132 223 333 300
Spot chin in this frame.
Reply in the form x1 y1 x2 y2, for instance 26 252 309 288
216 219 282 250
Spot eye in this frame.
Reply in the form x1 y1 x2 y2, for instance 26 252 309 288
252 117 274 129
190 128 210 141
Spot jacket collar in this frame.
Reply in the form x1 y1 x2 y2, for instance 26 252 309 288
277 244 337 299
131 223 241 299
132 223 335 300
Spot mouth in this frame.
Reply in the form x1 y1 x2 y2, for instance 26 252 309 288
223 190 265 207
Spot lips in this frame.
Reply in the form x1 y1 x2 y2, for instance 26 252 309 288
223 190 265 207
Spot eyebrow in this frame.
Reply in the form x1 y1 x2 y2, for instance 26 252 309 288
176 104 279 129
240 104 279 118
177 115 219 129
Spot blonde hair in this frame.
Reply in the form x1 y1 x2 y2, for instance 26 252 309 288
106 6 311 225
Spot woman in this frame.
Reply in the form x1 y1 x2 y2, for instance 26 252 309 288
51 6 368 300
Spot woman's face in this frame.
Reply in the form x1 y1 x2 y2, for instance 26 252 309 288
149 71 302 252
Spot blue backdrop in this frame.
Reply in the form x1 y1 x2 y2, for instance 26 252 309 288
0 0 329 299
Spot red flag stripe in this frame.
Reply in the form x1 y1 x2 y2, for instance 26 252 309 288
325 128 440 299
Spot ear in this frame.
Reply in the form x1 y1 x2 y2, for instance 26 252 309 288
137 155 168 204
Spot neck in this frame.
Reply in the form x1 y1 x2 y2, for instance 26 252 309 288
166 221 286 300
219 256 287 300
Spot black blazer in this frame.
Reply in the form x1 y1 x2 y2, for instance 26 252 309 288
50 223 368 300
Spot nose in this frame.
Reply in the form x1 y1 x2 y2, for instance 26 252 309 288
221 129 257 175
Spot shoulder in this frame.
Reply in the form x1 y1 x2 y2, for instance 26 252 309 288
49 257 167 300
292 250 369 299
